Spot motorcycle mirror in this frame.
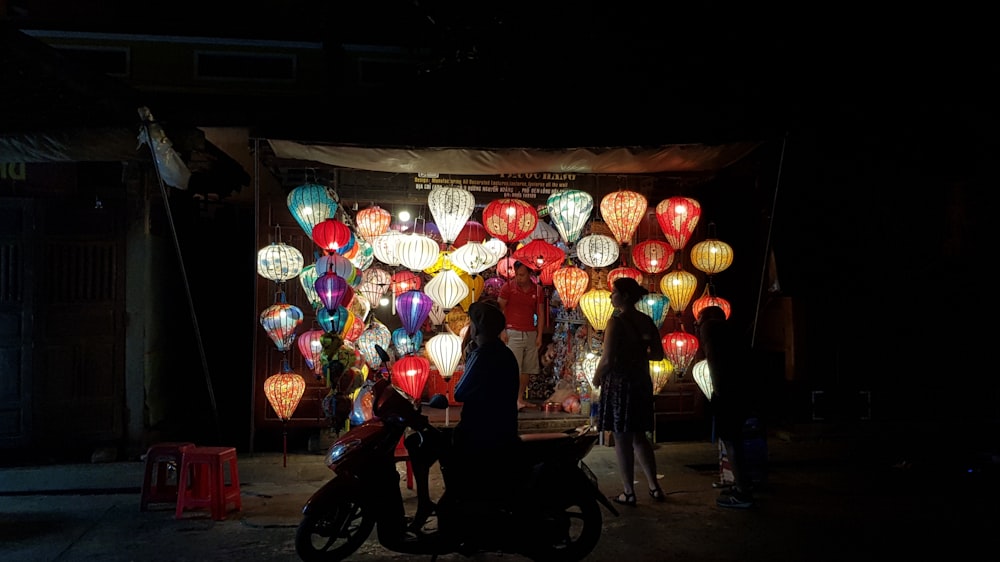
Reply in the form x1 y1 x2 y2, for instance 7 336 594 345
374 345 392 372
424 394 449 409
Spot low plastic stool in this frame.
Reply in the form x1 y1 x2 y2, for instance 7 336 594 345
139 442 195 511
174 446 242 521
394 436 413 490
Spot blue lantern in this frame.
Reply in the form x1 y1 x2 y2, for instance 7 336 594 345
635 292 671 330
392 327 423 356
287 183 338 238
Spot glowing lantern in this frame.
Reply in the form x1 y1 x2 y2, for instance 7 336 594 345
391 270 422 297
553 266 589 309
458 273 484 311
690 237 734 275
660 268 698 314
691 289 732 320
692 359 714 400
547 190 593 244
392 327 423 356
632 239 674 274
263 367 307 467
315 272 349 312
496 257 518 279
396 290 433 336
482 198 538 243
453 220 489 248
311 219 353 254
600 190 647 246
340 310 365 342
662 330 699 377
316 307 334 332
428 302 446 325
357 322 392 370
347 237 374 270
371 231 404 266
426 332 463 380
649 357 675 394
424 250 459 275
359 267 391 306
607 266 644 287
427 185 476 245
445 308 470 336
287 183 337 238
259 303 303 351
393 355 431 400
635 292 671 329
655 196 701 251
354 205 392 240
424 269 470 311
450 242 498 275
520 219 560 244
329 306 353 334
579 289 613 331
539 261 560 286
512 239 565 271
347 292 371 324
317 253 360 287
483 275 505 297
256 242 303 284
576 234 620 268
296 329 325 375
396 234 441 272
483 237 509 260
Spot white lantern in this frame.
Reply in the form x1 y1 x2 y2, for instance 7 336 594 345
427 185 476 244
426 332 463 380
423 269 469 311
692 359 714 400
396 234 440 272
256 242 304 283
371 231 404 266
483 237 509 259
575 234 620 268
450 241 499 275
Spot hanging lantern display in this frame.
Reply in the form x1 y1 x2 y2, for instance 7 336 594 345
396 233 441 272
450 242 498 275
264 369 306 420
392 327 424 356
424 268 470 311
396 290 433 336
655 196 702 251
390 270 422 297
426 332 463 380
317 253 360 287
520 218 561 245
512 239 565 271
547 190 594 244
314 272 349 312
482 198 538 243
690 237 735 275
600 189 647 246
632 239 675 274
359 267 391 306
453 221 489 248
393 355 431 400
259 302 304 351
298 264 322 310
579 288 613 331
427 185 476 245
660 268 698 314
496 256 518 279
371 231 404 266
458 272 484 311
340 311 365 342
311 218 353 254
692 359 714 400
347 292 371 323
649 357 675 394
691 288 733 320
287 183 338 238
357 322 392 370
483 237 509 260
607 266 644 287
256 242 304 284
354 205 392 241
347 236 375 271
575 234 620 268
483 275 505 298
296 329 325 375
662 330 699 377
445 308 470 336
635 292 671 329
553 266 589 309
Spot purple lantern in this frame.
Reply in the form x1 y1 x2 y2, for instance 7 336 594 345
396 289 433 336
315 272 349 312
483 275 505 297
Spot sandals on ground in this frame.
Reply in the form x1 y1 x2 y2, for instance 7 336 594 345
649 486 666 502
612 492 637 507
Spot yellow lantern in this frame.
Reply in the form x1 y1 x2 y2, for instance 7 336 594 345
649 357 674 393
579 288 613 331
457 273 485 311
690 237 734 275
264 368 307 467
660 268 698 314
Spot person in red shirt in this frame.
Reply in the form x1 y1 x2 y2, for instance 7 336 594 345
497 261 544 411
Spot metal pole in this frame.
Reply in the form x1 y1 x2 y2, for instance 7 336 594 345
751 133 789 348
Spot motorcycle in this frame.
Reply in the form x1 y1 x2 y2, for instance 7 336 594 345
295 345 618 562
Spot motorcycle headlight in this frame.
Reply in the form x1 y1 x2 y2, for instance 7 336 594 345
325 438 363 466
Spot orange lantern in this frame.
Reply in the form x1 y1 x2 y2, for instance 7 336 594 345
553 266 589 309
655 196 701 251
607 266 644 287
600 189 647 246
482 198 538 243
632 239 674 274
691 288 732 320
661 330 699 378
264 368 307 467
355 205 392 241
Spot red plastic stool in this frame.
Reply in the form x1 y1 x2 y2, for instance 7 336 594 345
395 435 414 490
140 442 195 511
174 446 242 521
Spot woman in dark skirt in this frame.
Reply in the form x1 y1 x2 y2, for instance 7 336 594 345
592 277 666 506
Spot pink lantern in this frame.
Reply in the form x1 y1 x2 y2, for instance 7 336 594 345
296 329 325 375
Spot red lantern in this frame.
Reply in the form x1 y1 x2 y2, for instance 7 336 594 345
655 196 701 251
496 256 518 279
453 220 489 248
312 218 353 254
607 266 644 287
553 266 589 309
512 239 565 271
632 240 674 274
391 270 422 297
539 261 560 286
393 355 431 400
482 198 538 243
355 205 392 240
691 288 732 320
662 329 699 377
600 190 647 246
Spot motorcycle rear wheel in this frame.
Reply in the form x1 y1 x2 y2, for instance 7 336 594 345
528 495 602 562
295 497 375 562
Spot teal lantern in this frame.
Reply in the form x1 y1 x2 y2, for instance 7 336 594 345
392 327 423 356
635 292 671 330
287 183 338 238
547 190 594 244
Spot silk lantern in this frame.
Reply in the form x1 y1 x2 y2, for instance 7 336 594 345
424 250 463 275
315 272 349 312
357 322 392 370
340 310 365 342
632 239 674 274
287 183 337 238
539 261 560 286
450 241 498 275
600 189 647 246
445 308 470 336
547 190 593 244
607 266 644 287
482 198 538 243
576 234 620 268
553 266 589 309
512 239 565 271
453 220 488 248
317 253 360 287
392 327 423 356
311 218 353 254
329 306 353 334
297 328 325 375
690 236 734 275
256 242 304 284
660 268 698 314
692 359 714 400
259 302 304 351
393 355 431 401
662 330 699 377
396 290 433 336
371 231 404 266
316 307 334 333
649 357 675 394
347 236 375 270
635 292 671 329
298 264 321 310
427 185 475 245
263 365 306 467
391 270 422 297
579 289 613 331
427 332 463 380
483 275 505 297
691 289 732 320
424 268 470 311
458 273 484 311
483 237 509 260
655 196 701 251
521 218 560 245
496 257 518 279
396 233 441 272
355 205 392 240
359 267 391 306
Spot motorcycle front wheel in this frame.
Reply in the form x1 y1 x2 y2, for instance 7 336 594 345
528 495 602 562
295 497 375 562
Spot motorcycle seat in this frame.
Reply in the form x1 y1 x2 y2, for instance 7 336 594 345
519 432 573 443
